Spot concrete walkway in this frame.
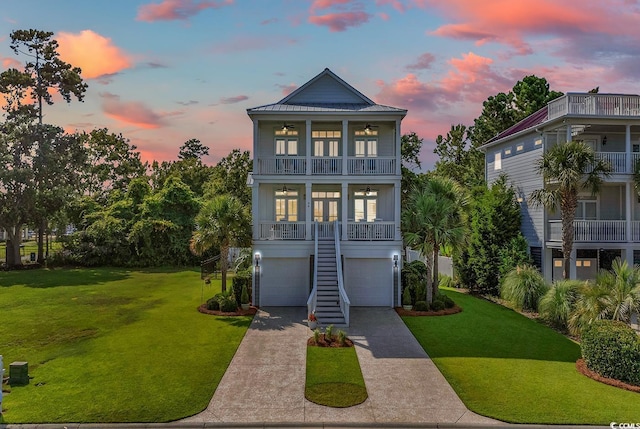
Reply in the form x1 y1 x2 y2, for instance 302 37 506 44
183 307 499 425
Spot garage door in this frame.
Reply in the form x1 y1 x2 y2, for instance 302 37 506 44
259 257 309 306
344 258 392 306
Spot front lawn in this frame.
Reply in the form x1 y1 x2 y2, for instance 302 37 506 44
402 289 640 424
0 268 252 423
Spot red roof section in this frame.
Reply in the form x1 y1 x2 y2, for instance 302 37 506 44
485 106 548 145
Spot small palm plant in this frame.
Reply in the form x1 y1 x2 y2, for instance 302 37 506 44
538 280 582 330
500 265 548 311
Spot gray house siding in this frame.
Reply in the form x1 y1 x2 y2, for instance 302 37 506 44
486 133 545 246
286 74 366 104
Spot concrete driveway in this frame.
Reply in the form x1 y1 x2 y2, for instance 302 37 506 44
182 306 499 425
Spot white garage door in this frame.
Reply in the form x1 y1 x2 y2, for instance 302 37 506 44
344 258 392 306
260 258 309 306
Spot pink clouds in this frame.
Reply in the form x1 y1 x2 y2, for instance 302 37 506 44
57 30 132 79
1 56 21 69
219 95 248 104
277 84 298 96
310 0 353 11
100 92 167 129
136 0 233 22
308 11 371 31
407 52 436 71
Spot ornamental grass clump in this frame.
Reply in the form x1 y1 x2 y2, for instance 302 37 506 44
538 280 582 331
500 265 548 311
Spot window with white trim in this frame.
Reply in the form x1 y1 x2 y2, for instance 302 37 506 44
354 191 377 222
275 190 298 221
494 151 502 170
312 131 340 157
275 129 298 156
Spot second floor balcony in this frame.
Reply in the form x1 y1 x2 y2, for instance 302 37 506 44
255 156 397 176
548 220 640 243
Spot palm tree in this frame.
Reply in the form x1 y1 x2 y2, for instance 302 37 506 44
595 258 640 323
403 176 466 301
529 140 611 279
190 194 251 293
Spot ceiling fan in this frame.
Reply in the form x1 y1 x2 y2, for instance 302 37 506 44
363 123 379 134
281 122 295 131
359 186 378 196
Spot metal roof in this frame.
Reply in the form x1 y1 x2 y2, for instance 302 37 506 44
247 102 406 113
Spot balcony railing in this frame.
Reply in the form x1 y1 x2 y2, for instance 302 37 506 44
311 157 342 175
257 221 396 241
257 157 306 175
595 152 627 173
548 220 627 242
347 157 396 175
548 94 640 120
347 221 395 240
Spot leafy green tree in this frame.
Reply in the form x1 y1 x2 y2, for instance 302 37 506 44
204 149 252 205
512 75 563 118
190 194 251 292
151 157 213 197
403 176 466 301
433 124 484 188
529 141 611 279
497 234 533 280
178 138 209 160
465 176 522 295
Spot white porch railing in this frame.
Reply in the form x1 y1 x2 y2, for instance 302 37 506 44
548 94 640 120
595 152 626 173
257 157 306 175
334 220 350 326
548 220 626 242
347 157 396 175
632 222 640 242
347 221 395 240
307 223 319 322
259 222 306 240
312 221 339 239
311 157 342 174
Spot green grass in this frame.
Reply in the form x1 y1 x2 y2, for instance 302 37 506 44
402 289 640 424
0 267 252 423
305 346 367 407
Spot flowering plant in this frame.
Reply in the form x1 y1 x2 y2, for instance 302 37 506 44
308 312 317 322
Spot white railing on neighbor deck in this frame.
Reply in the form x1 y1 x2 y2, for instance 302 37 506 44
632 222 640 242
347 221 395 240
334 220 350 326
307 222 319 322
257 157 306 174
311 157 342 174
347 157 396 175
548 94 640 120
259 222 306 240
548 220 626 242
595 152 627 173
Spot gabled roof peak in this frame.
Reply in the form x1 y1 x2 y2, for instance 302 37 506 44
277 68 375 106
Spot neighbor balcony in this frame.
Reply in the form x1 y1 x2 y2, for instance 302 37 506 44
548 93 640 120
548 220 640 242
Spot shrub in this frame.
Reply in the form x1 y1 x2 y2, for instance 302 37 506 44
500 265 548 311
581 320 640 386
402 260 428 302
337 330 346 346
219 297 238 312
430 300 445 311
439 274 453 289
232 271 252 307
205 296 220 311
325 324 334 341
441 294 455 309
538 280 582 330
498 234 533 281
402 287 412 306
414 301 429 311
313 328 320 344
240 284 249 305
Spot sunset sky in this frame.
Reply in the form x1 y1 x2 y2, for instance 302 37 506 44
2 0 639 168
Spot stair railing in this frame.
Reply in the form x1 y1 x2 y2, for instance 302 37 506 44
306 222 319 319
334 220 350 326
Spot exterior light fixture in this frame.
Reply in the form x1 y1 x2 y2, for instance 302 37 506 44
602 135 607 145
282 185 288 195
393 254 398 268
255 253 261 267
365 186 371 196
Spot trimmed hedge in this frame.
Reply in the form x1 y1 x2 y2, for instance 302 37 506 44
581 320 640 386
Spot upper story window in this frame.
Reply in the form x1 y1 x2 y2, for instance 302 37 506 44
275 129 298 156
275 190 298 221
354 191 377 222
576 196 597 220
313 130 340 157
494 151 502 170
354 130 378 158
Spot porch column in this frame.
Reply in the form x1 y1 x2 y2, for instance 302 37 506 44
252 183 259 240
395 119 401 176
341 182 348 241
252 119 259 173
342 120 348 176
306 119 312 176
305 182 312 240
394 181 401 240
627 181 632 243
565 123 572 143
626 124 632 173
569 248 577 279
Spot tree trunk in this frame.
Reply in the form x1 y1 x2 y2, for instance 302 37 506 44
220 244 229 293
37 218 45 264
425 251 434 303
561 191 578 280
433 243 440 299
5 227 23 268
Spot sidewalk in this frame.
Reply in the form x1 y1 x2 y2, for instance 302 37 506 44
182 307 499 425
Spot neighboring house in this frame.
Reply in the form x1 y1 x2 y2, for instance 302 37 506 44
247 68 406 326
480 93 640 282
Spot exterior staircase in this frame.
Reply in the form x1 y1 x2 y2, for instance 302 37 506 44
314 236 346 326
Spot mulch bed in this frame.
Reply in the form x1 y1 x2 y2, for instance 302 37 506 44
395 305 462 317
576 358 640 393
197 304 258 316
308 333 354 348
